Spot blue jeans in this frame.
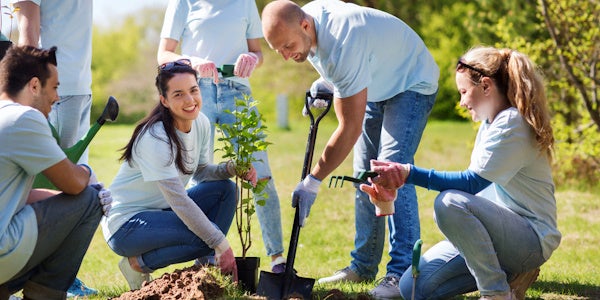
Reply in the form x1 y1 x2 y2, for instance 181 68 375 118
398 190 545 299
197 78 284 257
2 186 101 296
350 90 436 280
107 180 237 272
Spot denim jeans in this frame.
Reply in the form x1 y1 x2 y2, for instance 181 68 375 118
197 78 284 257
107 180 237 272
2 186 101 296
350 90 436 280
48 94 92 164
398 190 545 299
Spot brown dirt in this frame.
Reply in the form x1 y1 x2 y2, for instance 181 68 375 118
109 265 370 300
111 265 225 300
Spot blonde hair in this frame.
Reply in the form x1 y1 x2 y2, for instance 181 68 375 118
461 46 554 159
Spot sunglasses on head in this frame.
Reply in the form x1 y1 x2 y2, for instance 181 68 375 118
456 59 490 77
157 58 192 73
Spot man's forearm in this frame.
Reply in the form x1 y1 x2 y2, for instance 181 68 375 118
312 126 358 180
312 93 366 180
13 1 41 46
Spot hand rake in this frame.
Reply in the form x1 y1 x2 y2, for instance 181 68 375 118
328 170 378 188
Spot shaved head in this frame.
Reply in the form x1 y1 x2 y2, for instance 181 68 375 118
262 0 306 46
262 0 305 32
261 0 315 62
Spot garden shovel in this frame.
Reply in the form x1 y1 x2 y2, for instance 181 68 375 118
33 96 119 189
411 239 423 300
256 90 333 300
217 64 235 77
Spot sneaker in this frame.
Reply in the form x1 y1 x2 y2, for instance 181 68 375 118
66 278 98 298
509 268 540 300
270 256 286 273
119 257 151 290
479 292 515 300
195 255 216 267
317 267 364 284
369 274 402 299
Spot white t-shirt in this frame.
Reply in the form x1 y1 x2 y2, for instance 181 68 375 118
470 107 561 259
12 0 93 95
0 100 66 283
101 114 212 240
303 0 439 101
160 0 263 87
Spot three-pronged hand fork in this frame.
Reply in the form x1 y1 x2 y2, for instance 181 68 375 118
329 171 378 188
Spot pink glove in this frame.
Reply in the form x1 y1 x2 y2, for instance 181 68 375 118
359 182 398 202
226 161 258 187
240 166 258 188
368 160 410 190
359 183 397 216
215 240 238 282
234 52 259 78
190 57 219 83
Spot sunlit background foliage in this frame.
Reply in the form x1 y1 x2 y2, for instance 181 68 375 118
2 0 599 189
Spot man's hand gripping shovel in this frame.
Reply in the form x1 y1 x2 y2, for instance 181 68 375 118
256 90 333 300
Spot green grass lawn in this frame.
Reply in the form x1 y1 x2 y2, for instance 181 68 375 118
76 119 599 299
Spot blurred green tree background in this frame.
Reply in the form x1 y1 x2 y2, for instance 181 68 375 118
83 0 598 189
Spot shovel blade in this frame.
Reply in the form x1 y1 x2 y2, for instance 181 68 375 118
257 271 314 300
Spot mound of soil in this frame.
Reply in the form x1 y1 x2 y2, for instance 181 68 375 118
323 289 372 300
112 265 225 300
110 265 369 299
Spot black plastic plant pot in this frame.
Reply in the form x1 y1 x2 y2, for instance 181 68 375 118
235 256 260 294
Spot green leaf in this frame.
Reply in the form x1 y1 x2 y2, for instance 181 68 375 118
214 94 273 254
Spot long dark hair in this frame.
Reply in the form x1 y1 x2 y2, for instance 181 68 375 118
120 63 198 174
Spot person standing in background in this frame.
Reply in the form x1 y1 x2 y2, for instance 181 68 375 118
157 0 287 273
12 0 97 297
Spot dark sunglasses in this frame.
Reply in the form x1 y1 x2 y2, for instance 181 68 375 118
456 59 490 77
157 58 192 72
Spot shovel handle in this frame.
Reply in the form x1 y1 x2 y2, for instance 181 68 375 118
283 92 332 295
411 239 423 277
217 64 235 78
300 91 332 179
